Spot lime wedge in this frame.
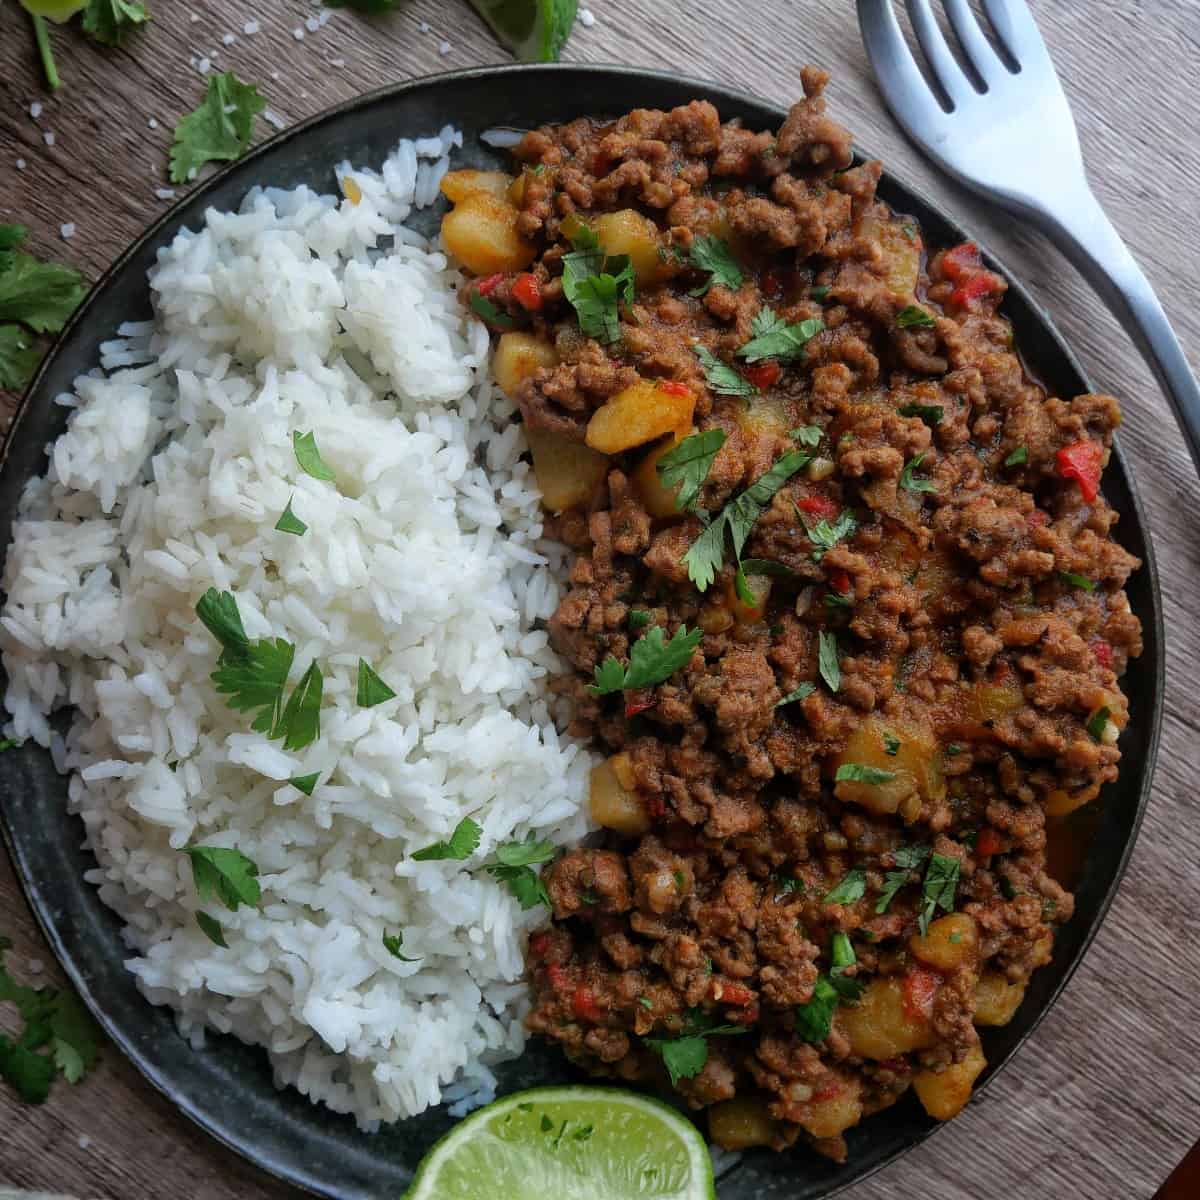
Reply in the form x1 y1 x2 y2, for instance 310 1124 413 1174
403 1085 716 1200
467 0 578 62
19 0 87 21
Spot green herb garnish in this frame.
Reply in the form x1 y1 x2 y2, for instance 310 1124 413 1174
687 236 743 296
484 835 557 910
875 844 932 914
1060 571 1096 591
468 290 515 329
356 659 396 708
195 912 227 947
899 452 937 494
775 682 815 710
185 845 261 911
293 431 336 482
823 868 866 905
411 817 483 862
82 0 149 45
274 496 307 536
789 425 822 447
896 305 936 329
169 71 265 184
382 931 420 962
897 403 943 425
289 772 320 796
655 428 726 513
918 853 961 935
1005 446 1029 467
818 630 840 692
836 762 898 785
562 232 635 343
643 1009 750 1085
590 625 703 695
1086 706 1111 741
737 308 823 363
693 344 755 396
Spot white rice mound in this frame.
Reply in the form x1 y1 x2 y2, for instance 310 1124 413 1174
0 128 595 1127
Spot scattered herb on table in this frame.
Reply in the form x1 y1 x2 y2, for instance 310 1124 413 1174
82 0 149 44
170 71 266 185
0 224 86 392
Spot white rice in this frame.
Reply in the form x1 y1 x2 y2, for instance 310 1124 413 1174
0 128 594 1128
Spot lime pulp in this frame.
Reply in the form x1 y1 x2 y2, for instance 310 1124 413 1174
466 0 578 62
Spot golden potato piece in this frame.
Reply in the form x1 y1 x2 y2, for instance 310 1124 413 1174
441 193 535 275
913 1041 987 1121
861 212 921 300
586 379 695 455
838 975 936 1060
526 428 607 514
974 972 1026 1027
707 1097 777 1151
493 331 558 397
910 913 979 972
796 1075 864 1140
593 208 667 286
833 717 944 817
589 754 650 835
439 169 514 205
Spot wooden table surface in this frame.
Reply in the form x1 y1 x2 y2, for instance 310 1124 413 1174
1 2 1198 1198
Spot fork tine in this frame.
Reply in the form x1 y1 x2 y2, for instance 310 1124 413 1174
857 0 952 134
943 0 1011 88
905 0 977 108
980 0 1055 73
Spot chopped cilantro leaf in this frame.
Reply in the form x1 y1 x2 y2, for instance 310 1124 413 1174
0 325 42 392
823 868 866 905
919 853 961 935
411 817 483 862
656 428 726 513
289 772 320 796
899 452 937 494
897 402 943 425
802 508 857 560
882 731 901 755
468 290 515 329
82 0 149 45
795 975 840 1042
1005 446 1029 467
589 625 703 695
693 344 756 396
274 496 307 536
382 931 420 962
643 1010 750 1085
1060 571 1096 591
195 912 227 947
627 609 652 631
835 762 898 785
681 516 729 593
775 682 815 709
818 630 840 692
896 305 936 329
356 658 396 708
293 431 336 482
1086 706 1111 741
741 558 795 578
724 451 810 558
275 661 323 751
688 235 743 296
562 241 634 343
789 425 822 447
737 308 823 363
809 284 831 301
185 845 261 911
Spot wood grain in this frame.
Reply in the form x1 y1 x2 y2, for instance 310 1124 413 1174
1 2 1198 1198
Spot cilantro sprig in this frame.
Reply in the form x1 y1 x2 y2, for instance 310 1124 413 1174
836 762 897 785
655 428 726 514
823 868 866 905
484 835 557 910
801 507 857 561
876 844 932 914
795 936 864 1043
643 1008 750 1086
899 452 937 495
693 345 755 396
170 71 266 184
737 308 823 364
918 852 961 935
411 816 483 862
589 625 703 696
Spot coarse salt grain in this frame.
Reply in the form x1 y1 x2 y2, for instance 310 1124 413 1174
419 21 430 33
189 11 200 22
305 15 320 32
60 223 76 240
78 1135 91 1150
438 40 452 55
196 56 211 73
222 32 236 46
155 188 177 201
329 57 346 68
28 958 45 973
16 159 26 171
264 109 287 131
29 101 43 119
43 131 55 147
243 20 260 35
148 117 158 129
579 7 596 26
293 26 305 40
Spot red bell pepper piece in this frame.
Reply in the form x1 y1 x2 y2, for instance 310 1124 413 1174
742 361 782 390
941 242 981 282
1056 440 1104 504
658 380 692 398
950 272 1002 307
572 985 603 1024
546 963 569 991
716 981 755 1006
903 965 940 1021
975 827 1003 859
796 493 840 520
528 931 550 958
476 273 504 297
829 569 851 594
1091 639 1114 670
511 272 542 311
624 690 656 719
1026 508 1049 528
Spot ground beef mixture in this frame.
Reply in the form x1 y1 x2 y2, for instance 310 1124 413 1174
440 67 1141 1162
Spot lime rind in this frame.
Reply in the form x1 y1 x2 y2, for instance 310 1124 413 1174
403 1085 716 1200
468 0 579 62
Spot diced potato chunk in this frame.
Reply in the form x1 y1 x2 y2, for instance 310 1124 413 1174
632 428 691 518
493 331 558 397
970 680 1024 723
592 209 667 286
589 754 650 835
974 972 1026 1027
726 572 772 624
910 913 979 972
833 716 944 817
707 1097 777 1150
796 1075 863 1140
838 975 936 1060
440 169 514 205
441 193 536 275
1044 787 1092 818
736 393 791 440
862 212 921 300
913 1041 986 1121
526 429 607 514
586 379 695 455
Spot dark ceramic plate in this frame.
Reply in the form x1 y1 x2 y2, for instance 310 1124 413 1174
0 64 1164 1200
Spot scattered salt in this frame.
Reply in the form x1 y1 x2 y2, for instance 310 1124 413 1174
189 12 200 23
270 71 280 81
438 40 452 55
293 26 305 40
419 21 430 33
196 56 211 74
15 159 26 171
148 117 158 130
263 109 287 131
155 188 177 201
221 32 236 46
78 1135 91 1151
329 57 346 68
29 101 43 119
43 130 55 147
28 958 44 973
60 223 76 240
579 7 596 26
305 15 320 33
243 20 260 35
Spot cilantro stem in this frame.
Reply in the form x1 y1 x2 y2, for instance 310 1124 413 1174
31 15 60 92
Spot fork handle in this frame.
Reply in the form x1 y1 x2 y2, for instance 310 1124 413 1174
1028 183 1200 473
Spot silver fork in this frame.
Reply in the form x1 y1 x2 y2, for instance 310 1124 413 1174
858 0 1200 473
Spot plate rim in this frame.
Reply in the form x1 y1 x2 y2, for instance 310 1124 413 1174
0 60 1165 1200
